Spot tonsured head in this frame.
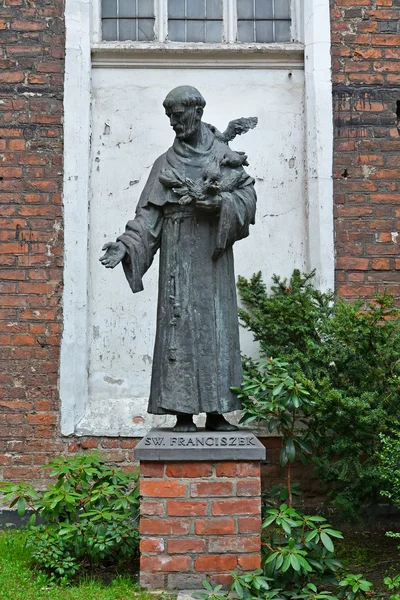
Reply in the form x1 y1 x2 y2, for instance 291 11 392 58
163 86 206 141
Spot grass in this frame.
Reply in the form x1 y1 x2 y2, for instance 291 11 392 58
0 529 152 600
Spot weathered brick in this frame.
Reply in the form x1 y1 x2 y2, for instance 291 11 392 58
0 72 24 83
238 517 262 533
212 498 261 516
167 538 206 554
215 462 260 478
209 574 234 588
195 555 237 572
26 413 56 425
141 501 165 516
165 462 212 478
208 535 260 553
140 462 165 477
195 518 235 535
141 481 187 498
191 481 233 497
140 572 165 588
167 500 208 516
140 518 191 535
140 538 165 553
236 479 261 497
372 258 391 270
141 555 191 573
238 554 262 570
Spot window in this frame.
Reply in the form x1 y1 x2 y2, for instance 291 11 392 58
102 0 155 41
237 0 291 43
168 0 223 43
101 0 292 43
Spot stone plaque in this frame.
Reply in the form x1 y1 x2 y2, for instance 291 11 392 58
135 428 266 461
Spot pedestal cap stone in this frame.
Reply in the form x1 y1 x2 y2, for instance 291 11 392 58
135 428 266 461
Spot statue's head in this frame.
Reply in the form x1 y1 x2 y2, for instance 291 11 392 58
163 86 206 141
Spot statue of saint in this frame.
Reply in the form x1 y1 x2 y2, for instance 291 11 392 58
100 86 257 432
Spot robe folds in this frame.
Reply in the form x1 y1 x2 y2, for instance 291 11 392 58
117 124 257 415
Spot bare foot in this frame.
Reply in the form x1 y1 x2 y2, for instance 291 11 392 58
172 414 197 432
205 414 238 432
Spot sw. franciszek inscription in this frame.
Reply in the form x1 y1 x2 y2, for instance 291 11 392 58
144 435 257 448
134 429 266 461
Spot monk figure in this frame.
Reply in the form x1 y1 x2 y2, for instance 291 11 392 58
100 86 257 432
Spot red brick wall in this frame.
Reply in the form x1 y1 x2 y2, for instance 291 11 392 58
0 0 65 482
139 460 262 589
0 2 321 500
332 0 400 299
2 0 398 499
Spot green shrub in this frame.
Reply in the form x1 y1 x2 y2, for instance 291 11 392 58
231 357 373 600
384 575 400 600
378 433 400 551
237 269 400 515
379 432 400 508
262 504 343 588
0 452 140 582
233 357 313 508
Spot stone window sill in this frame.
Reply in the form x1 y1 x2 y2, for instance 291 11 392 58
91 42 304 69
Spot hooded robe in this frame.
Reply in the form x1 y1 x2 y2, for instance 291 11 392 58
117 123 256 415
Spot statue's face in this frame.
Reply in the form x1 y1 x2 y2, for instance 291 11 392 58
166 103 202 141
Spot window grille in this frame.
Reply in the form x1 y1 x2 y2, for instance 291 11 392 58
102 0 155 41
168 0 223 43
100 0 292 43
237 0 291 43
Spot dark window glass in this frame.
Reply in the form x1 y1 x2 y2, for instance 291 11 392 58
168 0 223 43
237 0 291 43
101 0 155 41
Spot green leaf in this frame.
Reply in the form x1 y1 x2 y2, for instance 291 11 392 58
280 446 288 467
27 513 37 528
320 532 334 552
324 528 343 539
263 514 278 528
234 580 244 597
281 520 292 535
272 383 284 396
297 556 313 572
265 552 279 564
282 555 291 573
286 439 296 462
305 530 318 543
290 554 300 571
17 497 26 517
359 581 372 591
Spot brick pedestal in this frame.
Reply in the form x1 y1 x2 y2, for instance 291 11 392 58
135 429 265 590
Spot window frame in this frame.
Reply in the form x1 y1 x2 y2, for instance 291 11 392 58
92 0 302 45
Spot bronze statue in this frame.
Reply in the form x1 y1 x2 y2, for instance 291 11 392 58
100 86 257 432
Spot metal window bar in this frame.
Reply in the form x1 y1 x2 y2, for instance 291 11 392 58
101 0 156 41
237 0 291 42
101 0 291 43
168 0 223 43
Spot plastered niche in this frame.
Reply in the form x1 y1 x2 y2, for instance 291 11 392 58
76 68 307 436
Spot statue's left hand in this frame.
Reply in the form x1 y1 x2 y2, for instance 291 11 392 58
196 195 222 214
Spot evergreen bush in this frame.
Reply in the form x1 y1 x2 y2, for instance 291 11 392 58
237 269 400 515
0 452 140 582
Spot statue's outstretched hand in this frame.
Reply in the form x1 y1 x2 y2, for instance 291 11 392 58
99 241 126 268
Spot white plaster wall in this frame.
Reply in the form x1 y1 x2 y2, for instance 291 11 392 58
75 68 307 436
